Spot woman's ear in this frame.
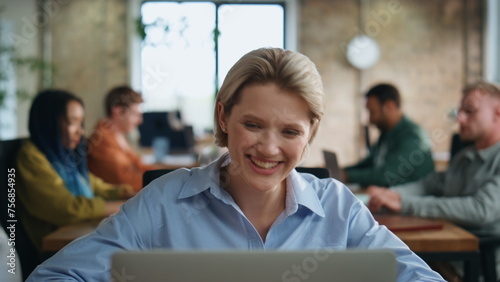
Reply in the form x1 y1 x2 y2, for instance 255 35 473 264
308 118 319 142
217 102 227 131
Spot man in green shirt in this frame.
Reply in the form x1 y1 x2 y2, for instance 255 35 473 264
343 83 434 187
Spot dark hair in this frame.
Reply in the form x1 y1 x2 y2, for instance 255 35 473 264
104 86 143 117
365 83 401 108
29 89 89 184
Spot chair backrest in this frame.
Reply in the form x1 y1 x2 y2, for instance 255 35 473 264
450 133 473 160
478 235 500 282
296 167 330 179
322 150 341 180
143 169 176 187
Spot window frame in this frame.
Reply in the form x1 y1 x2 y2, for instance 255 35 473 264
128 0 299 91
484 0 500 83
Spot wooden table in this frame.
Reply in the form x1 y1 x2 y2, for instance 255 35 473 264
42 200 128 253
42 214 480 281
391 220 478 252
375 215 480 282
42 219 102 253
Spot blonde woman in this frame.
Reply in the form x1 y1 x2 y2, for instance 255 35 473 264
28 48 444 281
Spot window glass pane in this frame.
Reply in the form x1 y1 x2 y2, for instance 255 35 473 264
140 2 285 134
218 4 284 86
141 2 216 134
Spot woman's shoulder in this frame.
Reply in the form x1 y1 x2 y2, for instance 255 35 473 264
17 140 47 164
16 140 60 186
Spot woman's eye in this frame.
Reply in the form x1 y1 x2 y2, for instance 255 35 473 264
283 129 300 136
244 122 259 129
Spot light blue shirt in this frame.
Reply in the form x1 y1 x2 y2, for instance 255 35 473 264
28 154 444 281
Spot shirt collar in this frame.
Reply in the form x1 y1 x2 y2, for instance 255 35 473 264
287 170 326 217
178 152 325 217
383 115 408 135
474 141 500 162
177 153 227 199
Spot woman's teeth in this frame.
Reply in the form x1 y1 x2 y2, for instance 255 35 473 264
251 156 279 169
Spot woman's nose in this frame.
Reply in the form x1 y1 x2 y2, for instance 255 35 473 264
256 131 280 156
77 124 85 137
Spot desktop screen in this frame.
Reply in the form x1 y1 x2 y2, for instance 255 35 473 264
138 111 194 153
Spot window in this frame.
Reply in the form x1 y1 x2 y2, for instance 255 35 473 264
485 0 500 83
139 1 289 135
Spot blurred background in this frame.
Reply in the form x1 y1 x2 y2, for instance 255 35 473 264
0 0 498 167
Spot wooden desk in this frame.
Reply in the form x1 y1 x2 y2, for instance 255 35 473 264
43 216 479 252
42 219 102 253
140 151 199 168
392 220 478 252
42 214 480 281
375 215 479 282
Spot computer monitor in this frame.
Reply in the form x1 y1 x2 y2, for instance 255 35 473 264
138 111 194 154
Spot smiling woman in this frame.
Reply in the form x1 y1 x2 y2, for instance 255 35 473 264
213 48 324 238
217 83 316 237
27 49 445 282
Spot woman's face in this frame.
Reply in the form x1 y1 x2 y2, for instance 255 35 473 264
218 82 314 193
61 100 85 150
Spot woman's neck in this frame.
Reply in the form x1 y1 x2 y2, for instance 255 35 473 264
222 167 286 241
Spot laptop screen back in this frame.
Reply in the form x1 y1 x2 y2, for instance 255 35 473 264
111 249 397 282
322 150 341 180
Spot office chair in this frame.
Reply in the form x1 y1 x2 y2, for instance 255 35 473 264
0 138 41 279
295 167 329 179
450 133 473 160
477 235 500 282
143 169 176 187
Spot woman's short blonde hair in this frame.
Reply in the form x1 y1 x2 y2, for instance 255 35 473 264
214 47 325 147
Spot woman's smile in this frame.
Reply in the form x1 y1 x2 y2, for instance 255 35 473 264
247 154 283 175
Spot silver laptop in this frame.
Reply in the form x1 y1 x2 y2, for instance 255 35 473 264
111 249 397 282
323 150 341 180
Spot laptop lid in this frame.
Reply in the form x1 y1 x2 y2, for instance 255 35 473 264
111 249 397 282
322 150 341 180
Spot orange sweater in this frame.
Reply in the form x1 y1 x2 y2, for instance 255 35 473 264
87 120 159 191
